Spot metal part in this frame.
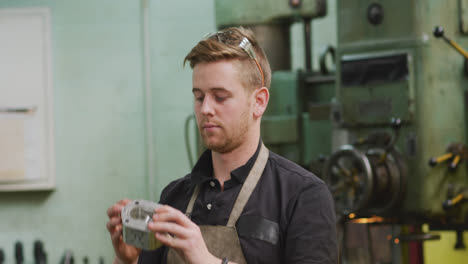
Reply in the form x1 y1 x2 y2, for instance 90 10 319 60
394 233 440 242
319 45 336 74
249 25 291 71
323 145 374 214
121 200 163 250
303 18 312 70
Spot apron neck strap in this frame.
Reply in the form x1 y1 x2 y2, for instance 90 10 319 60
227 143 269 226
185 184 201 218
185 143 270 226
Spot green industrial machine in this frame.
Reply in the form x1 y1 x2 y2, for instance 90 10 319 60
207 0 468 262
324 0 468 226
216 0 468 224
215 0 335 171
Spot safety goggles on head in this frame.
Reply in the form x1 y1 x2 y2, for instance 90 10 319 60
204 31 265 87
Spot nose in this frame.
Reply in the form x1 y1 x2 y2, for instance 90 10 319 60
200 96 215 116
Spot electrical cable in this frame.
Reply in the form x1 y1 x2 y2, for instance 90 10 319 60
185 114 196 168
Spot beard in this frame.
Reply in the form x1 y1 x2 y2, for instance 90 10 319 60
199 109 250 154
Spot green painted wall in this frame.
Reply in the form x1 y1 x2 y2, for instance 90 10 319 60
0 0 214 263
147 0 215 200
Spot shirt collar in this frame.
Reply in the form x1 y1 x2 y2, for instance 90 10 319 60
190 139 262 186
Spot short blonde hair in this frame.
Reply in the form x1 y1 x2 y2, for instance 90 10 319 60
184 27 271 91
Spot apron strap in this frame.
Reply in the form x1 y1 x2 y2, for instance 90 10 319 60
185 185 201 218
227 144 269 227
184 143 269 225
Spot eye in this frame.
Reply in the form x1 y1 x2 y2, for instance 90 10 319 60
215 96 226 102
194 94 204 102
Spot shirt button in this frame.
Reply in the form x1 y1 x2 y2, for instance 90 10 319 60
207 203 212 210
209 181 215 187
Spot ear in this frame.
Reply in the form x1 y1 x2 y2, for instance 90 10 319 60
252 87 269 119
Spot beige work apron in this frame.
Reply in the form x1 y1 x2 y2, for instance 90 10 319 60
167 144 269 264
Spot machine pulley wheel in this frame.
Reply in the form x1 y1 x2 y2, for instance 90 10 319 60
323 145 374 215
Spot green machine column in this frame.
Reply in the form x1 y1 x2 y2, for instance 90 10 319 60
326 0 468 223
214 0 335 167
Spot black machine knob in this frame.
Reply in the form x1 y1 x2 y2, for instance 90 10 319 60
367 3 384 25
433 25 468 77
391 117 402 129
433 26 445 38
0 248 4 264
428 153 453 167
442 194 465 210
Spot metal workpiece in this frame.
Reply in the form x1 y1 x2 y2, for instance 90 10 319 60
121 200 163 250
215 0 326 28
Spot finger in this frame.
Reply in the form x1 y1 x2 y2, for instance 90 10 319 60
106 199 132 217
111 224 123 242
148 221 193 239
106 217 122 232
154 233 183 249
153 206 193 227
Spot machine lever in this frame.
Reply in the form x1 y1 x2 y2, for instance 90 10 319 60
433 26 468 60
449 154 462 171
379 117 402 163
428 153 453 167
442 193 465 210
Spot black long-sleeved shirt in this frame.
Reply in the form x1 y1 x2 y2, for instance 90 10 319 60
138 141 338 263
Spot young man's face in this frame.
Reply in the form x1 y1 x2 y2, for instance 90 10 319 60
192 60 255 153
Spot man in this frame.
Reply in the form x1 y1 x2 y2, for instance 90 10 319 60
107 27 337 264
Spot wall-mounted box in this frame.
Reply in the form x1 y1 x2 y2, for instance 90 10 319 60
0 8 55 191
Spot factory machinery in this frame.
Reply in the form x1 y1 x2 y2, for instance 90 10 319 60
197 0 468 263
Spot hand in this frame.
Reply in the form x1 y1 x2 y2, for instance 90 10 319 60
106 199 141 264
147 205 220 264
